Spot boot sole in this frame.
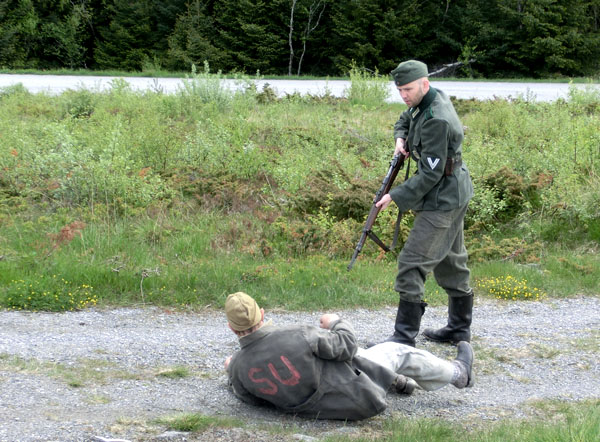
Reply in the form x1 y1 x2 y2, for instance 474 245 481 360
423 328 470 345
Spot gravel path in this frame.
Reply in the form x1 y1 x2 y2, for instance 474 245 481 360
1 296 599 442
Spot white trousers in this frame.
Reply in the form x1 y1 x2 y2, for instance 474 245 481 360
357 342 455 391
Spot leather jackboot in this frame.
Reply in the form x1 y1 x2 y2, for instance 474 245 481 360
365 300 426 348
384 299 427 347
423 292 473 344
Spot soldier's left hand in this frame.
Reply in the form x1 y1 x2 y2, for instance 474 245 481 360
376 194 393 210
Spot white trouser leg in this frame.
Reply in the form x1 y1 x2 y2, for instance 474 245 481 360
356 342 454 391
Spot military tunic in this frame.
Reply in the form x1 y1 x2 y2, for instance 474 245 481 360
389 87 473 302
227 320 397 420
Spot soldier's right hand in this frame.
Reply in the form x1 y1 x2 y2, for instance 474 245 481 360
394 137 409 158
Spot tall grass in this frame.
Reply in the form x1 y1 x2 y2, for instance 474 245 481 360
346 63 391 107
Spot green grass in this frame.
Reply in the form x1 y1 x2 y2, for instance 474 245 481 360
156 366 191 379
0 209 598 311
0 354 139 387
0 70 598 312
324 400 600 441
149 400 599 441
155 413 243 433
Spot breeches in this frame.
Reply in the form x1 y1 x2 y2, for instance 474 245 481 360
357 342 454 391
395 205 471 303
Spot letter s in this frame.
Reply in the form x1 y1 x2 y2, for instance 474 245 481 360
248 367 278 395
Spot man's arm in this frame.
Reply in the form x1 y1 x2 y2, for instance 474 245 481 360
393 112 411 158
305 314 358 362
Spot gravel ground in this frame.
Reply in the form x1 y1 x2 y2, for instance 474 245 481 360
1 296 599 442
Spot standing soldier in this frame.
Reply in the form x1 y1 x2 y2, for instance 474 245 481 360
373 60 474 347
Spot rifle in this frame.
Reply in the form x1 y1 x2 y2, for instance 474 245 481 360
347 154 406 270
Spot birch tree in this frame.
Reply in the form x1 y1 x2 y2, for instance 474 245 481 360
287 0 327 75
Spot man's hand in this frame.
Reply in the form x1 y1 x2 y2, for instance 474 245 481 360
320 313 340 329
224 355 232 370
394 138 409 158
375 193 393 211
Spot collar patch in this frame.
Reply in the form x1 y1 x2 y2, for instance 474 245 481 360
427 157 440 170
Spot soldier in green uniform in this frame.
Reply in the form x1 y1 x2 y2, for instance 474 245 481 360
373 60 474 347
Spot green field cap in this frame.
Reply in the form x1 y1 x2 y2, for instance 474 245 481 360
391 60 428 86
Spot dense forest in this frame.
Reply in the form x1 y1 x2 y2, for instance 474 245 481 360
1 0 600 78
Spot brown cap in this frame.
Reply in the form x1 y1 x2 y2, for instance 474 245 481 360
391 60 428 86
225 292 262 331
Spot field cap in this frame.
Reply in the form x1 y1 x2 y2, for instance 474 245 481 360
391 60 428 86
225 292 262 331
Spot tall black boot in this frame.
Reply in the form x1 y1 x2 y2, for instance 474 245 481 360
423 292 473 344
384 299 426 347
365 300 426 348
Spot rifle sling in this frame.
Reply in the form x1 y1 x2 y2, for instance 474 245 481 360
390 157 411 251
390 211 403 250
366 231 390 252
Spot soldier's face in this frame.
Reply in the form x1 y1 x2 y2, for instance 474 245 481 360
396 78 429 108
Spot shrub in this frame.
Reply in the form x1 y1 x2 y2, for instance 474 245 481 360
293 167 374 221
481 166 528 222
60 89 96 119
467 235 542 263
177 61 258 113
347 63 390 107
0 83 30 98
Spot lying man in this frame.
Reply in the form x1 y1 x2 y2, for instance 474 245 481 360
224 292 474 420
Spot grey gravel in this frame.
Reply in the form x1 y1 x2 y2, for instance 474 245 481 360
1 296 599 442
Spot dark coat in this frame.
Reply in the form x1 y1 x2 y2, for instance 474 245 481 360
227 320 397 420
391 87 473 212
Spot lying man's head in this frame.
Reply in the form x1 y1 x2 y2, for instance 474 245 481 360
225 292 264 336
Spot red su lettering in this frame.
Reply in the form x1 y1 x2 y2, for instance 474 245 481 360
247 355 301 395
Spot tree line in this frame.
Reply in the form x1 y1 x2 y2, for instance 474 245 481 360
1 0 599 78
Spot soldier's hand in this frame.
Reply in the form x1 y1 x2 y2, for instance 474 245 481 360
320 313 340 329
375 194 393 211
394 138 409 158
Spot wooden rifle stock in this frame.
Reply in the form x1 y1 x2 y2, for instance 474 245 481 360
347 154 405 270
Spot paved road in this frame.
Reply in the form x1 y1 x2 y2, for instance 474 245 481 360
1 73 598 102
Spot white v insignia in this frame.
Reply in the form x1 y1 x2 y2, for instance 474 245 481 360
427 157 440 169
